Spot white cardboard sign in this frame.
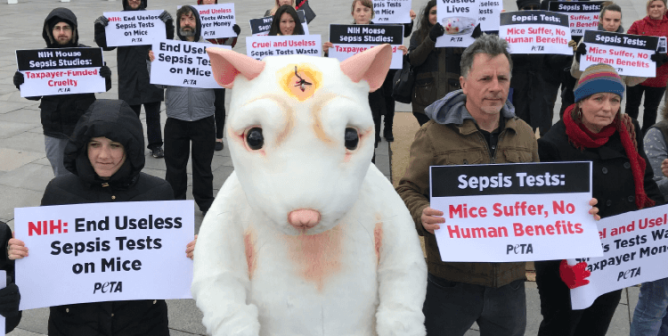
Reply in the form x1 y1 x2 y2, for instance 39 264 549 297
372 0 412 24
431 162 602 262
246 35 322 60
150 40 229 89
193 3 237 39
580 30 659 78
548 1 604 37
436 0 478 48
14 201 195 310
328 24 404 69
479 0 503 32
104 10 166 47
570 204 668 310
500 11 573 55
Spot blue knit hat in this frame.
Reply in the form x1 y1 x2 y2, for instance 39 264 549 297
574 64 625 103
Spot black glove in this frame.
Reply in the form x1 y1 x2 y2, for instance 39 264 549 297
13 71 23 89
94 15 109 27
0 281 20 318
233 24 241 36
651 50 668 68
575 42 587 63
159 11 172 24
471 23 482 39
429 23 445 42
99 64 111 78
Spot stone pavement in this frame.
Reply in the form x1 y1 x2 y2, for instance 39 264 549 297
0 0 648 335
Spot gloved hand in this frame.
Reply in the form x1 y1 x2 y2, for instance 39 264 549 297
471 23 482 39
575 42 587 63
233 24 241 36
568 39 577 49
94 15 109 27
13 71 24 89
0 281 20 318
559 259 591 289
99 64 111 78
159 11 172 24
429 23 445 42
651 50 668 68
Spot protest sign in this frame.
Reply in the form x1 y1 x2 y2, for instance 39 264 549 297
246 35 321 60
436 0 478 48
150 40 229 89
658 37 666 53
479 0 503 32
548 1 603 37
329 24 404 69
103 10 166 46
0 271 5 334
15 47 105 97
193 3 237 39
372 0 412 24
14 201 195 310
250 11 309 36
580 30 658 78
500 11 573 55
570 204 668 309
431 162 602 262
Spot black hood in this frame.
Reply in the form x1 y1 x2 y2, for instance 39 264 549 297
64 100 146 187
123 0 147 11
177 5 202 42
43 8 78 48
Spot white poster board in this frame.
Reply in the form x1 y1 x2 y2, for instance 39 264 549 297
548 1 604 37
479 0 503 32
150 40 229 88
246 35 322 60
14 201 195 310
579 30 659 78
328 24 404 69
431 162 602 262
104 10 166 46
372 0 412 24
500 11 573 55
570 204 668 309
192 3 237 39
436 0 478 48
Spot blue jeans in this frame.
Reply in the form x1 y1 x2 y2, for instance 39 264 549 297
631 277 668 336
423 274 526 336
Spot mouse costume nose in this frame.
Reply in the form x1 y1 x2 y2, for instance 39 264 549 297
288 209 321 230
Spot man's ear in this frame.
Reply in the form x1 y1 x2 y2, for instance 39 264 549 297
207 47 265 89
459 76 467 95
340 44 393 92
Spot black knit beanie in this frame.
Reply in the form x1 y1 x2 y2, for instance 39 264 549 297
516 0 540 9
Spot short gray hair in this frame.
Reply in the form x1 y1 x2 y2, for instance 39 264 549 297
460 34 513 78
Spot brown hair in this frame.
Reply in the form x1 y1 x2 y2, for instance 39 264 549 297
600 3 622 21
351 0 375 19
647 0 667 13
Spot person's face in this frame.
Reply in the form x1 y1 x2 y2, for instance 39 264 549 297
277 0 293 6
202 0 216 4
88 137 126 179
460 53 511 116
578 93 621 133
127 0 141 9
648 1 667 20
601 10 622 32
180 11 197 35
279 12 296 35
52 22 73 45
428 6 437 26
352 2 372 24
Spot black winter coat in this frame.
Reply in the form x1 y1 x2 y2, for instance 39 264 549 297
94 0 173 105
42 100 174 336
538 118 663 218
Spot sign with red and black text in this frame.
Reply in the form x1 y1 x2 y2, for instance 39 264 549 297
150 40 229 88
548 1 604 37
15 47 105 97
246 35 321 60
192 3 237 39
14 201 195 310
103 10 166 47
500 11 573 55
436 0 478 48
580 30 659 78
372 0 412 24
431 162 602 262
328 24 404 69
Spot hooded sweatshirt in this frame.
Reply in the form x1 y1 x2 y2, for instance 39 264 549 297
43 7 79 48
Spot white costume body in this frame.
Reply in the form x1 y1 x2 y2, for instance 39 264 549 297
192 46 427 336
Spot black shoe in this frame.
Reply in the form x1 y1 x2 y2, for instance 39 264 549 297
150 147 164 158
215 141 224 151
384 126 394 142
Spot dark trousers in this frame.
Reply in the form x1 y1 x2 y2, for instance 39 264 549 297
129 102 163 150
413 112 431 126
535 260 621 336
545 79 560 124
559 75 577 119
369 90 384 147
423 274 526 336
626 84 666 134
164 117 215 211
382 70 396 135
214 89 226 139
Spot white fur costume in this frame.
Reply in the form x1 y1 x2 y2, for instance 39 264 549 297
192 45 427 336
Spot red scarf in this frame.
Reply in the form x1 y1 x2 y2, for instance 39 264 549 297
563 104 655 210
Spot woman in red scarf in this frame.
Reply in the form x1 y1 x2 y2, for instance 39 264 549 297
534 64 663 336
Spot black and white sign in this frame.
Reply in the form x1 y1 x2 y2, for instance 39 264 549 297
104 10 166 46
479 0 503 32
14 201 195 310
15 47 105 97
658 37 666 53
500 11 573 55
436 0 478 48
193 3 237 39
150 40 229 88
431 162 602 262
246 35 322 60
328 24 404 69
580 30 658 77
548 1 603 37
372 0 412 24
249 11 309 36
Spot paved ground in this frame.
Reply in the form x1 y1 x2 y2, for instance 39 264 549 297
0 0 650 335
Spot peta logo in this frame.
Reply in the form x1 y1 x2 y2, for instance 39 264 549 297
93 281 123 294
507 243 534 254
28 220 68 236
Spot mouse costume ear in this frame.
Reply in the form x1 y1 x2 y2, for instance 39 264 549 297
339 44 393 92
207 47 266 89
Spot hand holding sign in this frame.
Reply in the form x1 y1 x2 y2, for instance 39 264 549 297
576 42 587 63
560 259 591 289
8 234 27 260
422 207 445 235
651 50 668 68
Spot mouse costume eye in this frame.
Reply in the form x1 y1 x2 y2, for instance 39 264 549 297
344 128 359 150
246 128 264 150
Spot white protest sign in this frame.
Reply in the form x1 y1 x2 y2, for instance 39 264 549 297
104 10 166 46
249 11 309 36
570 204 668 310
0 271 5 334
436 0 478 48
431 162 602 262
328 24 404 69
150 40 229 88
14 201 195 310
15 48 106 97
500 11 573 55
549 1 604 37
372 0 412 24
580 30 658 78
193 3 237 39
246 35 321 60
479 0 503 32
